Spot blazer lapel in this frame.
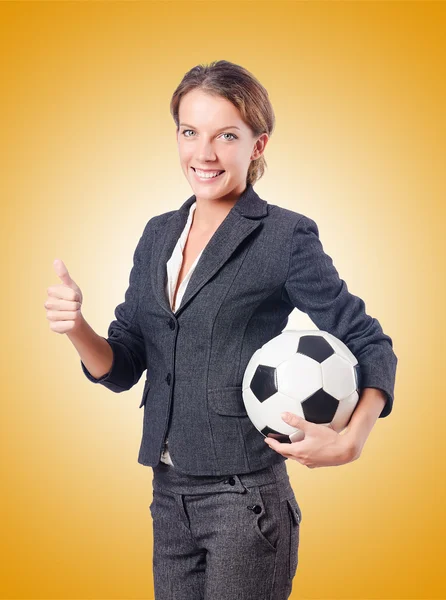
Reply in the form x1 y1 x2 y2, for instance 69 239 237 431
151 183 268 316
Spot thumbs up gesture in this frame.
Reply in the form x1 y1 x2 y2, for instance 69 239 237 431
45 259 84 334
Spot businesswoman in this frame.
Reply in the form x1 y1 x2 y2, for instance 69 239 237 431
45 60 397 600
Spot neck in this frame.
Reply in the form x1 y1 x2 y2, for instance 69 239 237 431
192 183 247 231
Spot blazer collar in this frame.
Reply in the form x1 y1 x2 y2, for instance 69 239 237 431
151 183 268 316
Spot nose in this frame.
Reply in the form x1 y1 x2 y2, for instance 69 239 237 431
195 140 218 163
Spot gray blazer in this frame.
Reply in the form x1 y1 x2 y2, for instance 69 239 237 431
81 183 398 476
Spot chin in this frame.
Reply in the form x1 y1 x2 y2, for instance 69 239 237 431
189 177 230 193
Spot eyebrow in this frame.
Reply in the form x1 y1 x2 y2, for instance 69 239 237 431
179 123 241 131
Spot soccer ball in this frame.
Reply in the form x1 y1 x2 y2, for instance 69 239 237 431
242 330 362 443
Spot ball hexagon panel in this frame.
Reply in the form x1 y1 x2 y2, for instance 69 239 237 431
322 353 357 400
276 353 322 402
257 331 304 367
261 392 305 434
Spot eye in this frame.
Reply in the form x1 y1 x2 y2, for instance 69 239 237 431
181 130 237 141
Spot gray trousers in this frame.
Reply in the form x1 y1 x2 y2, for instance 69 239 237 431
149 460 302 600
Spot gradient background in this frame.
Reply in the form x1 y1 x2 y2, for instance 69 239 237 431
1 1 445 599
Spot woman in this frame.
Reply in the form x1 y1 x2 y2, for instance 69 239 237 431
45 60 397 599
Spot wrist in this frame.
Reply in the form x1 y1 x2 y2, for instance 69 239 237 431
341 427 363 461
339 388 387 460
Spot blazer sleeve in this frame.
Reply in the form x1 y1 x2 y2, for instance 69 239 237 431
80 219 153 393
282 215 398 418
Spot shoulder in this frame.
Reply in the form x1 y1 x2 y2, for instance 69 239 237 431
266 202 319 234
140 210 176 237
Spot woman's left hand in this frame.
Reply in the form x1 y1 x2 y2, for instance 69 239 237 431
263 412 359 468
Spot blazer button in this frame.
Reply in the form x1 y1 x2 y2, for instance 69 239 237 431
165 373 172 385
168 318 176 330
223 477 236 485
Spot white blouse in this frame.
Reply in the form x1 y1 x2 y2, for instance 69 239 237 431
161 200 204 466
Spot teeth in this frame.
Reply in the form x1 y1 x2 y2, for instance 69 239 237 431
195 169 223 178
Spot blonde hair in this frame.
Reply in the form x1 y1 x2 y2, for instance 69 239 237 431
170 60 275 186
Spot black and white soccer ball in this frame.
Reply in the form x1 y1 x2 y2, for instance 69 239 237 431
242 330 362 443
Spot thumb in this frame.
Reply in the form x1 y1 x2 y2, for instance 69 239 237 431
53 258 75 288
281 412 307 430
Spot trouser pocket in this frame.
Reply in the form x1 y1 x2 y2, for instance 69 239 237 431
286 497 302 579
246 483 281 553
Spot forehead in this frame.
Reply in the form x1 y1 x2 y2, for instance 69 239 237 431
179 89 244 127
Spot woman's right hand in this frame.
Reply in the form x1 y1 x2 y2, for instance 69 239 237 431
45 259 84 334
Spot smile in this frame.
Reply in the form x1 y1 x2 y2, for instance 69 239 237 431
192 167 225 182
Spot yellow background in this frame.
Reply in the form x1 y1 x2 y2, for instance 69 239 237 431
1 1 445 599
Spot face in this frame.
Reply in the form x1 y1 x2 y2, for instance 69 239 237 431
176 89 268 202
